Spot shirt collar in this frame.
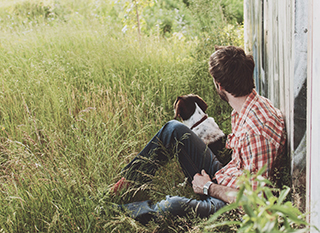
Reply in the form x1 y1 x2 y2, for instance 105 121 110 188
231 89 259 127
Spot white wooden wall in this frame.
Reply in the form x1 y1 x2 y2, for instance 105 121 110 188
244 0 320 230
307 0 320 229
244 0 296 179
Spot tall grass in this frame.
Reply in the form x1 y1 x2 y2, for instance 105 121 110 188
0 0 244 232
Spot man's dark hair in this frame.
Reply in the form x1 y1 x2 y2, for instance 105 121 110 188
209 45 255 97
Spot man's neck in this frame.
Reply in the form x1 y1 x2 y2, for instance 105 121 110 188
226 92 249 114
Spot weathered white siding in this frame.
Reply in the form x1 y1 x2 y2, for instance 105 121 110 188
307 0 320 229
244 0 320 229
244 0 301 182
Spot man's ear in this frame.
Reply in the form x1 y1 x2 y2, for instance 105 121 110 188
214 80 222 91
216 82 223 91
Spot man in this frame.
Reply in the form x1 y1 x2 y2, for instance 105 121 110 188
112 45 286 222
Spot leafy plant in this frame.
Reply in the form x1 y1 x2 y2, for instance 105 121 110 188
202 166 314 233
115 0 155 38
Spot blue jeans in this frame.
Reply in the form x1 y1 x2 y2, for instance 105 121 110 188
120 120 226 220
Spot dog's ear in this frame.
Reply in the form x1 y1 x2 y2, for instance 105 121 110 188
173 97 182 119
173 111 180 119
193 95 208 112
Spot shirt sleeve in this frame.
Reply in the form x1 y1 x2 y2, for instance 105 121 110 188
216 132 277 190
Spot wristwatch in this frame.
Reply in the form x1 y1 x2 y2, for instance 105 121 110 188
203 181 213 195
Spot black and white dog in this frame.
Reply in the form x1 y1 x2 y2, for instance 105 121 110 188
173 94 226 157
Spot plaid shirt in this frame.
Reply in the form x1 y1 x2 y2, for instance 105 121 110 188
215 89 286 189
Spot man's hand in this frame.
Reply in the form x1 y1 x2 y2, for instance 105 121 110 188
192 169 211 195
192 169 238 203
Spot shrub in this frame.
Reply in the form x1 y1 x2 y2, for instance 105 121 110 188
201 166 313 232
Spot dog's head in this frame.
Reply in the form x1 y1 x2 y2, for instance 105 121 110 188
173 94 208 120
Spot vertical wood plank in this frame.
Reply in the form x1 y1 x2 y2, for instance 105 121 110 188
307 0 320 230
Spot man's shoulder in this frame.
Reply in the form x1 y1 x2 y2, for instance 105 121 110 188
250 94 284 124
244 96 285 144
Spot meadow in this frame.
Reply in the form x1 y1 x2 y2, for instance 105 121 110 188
0 0 307 232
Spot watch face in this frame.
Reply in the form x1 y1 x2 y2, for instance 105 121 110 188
203 181 212 196
204 188 208 195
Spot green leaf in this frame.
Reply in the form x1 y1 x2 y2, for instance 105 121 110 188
205 202 239 225
282 216 291 230
269 205 307 225
204 220 241 230
256 165 267 176
256 197 267 206
236 184 245 204
267 196 278 206
264 187 273 200
261 220 277 232
284 201 303 215
277 186 290 205
237 223 254 233
243 204 256 218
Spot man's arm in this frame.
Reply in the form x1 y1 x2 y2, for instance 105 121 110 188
192 169 237 203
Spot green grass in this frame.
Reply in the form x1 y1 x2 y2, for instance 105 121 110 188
0 0 246 232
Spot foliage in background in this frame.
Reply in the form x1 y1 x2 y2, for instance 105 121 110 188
0 0 273 232
112 0 244 39
0 0 244 38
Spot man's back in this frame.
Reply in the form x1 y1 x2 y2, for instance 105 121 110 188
215 89 286 189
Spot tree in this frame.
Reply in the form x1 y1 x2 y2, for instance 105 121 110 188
117 0 155 40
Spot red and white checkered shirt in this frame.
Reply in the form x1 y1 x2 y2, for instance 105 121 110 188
215 89 286 190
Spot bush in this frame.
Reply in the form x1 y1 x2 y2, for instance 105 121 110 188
201 167 312 232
